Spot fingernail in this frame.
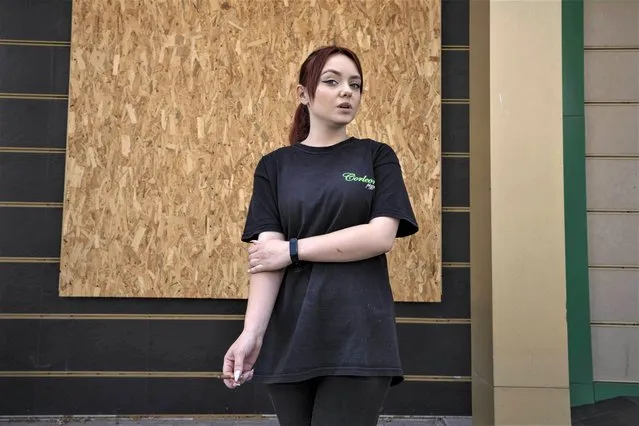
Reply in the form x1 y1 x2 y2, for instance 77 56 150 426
234 370 241 382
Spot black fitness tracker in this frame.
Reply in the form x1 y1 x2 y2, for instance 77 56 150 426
289 238 300 265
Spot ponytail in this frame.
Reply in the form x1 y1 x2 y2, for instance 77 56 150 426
288 104 310 145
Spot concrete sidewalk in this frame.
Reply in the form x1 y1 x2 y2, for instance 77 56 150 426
0 416 472 425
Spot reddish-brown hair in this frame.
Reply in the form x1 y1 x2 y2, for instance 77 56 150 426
288 46 364 145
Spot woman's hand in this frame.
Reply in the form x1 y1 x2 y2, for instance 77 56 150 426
222 330 261 389
248 239 291 274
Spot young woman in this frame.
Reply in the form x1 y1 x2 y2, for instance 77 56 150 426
222 45 419 425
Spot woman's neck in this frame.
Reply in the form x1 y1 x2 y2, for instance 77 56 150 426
301 122 349 147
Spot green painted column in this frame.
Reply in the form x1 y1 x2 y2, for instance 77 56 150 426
562 0 595 407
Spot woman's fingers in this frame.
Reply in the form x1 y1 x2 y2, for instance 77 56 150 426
222 354 236 389
248 241 261 254
239 370 253 385
248 265 262 274
248 257 261 268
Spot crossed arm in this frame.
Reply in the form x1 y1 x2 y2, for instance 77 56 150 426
247 216 400 274
242 216 399 335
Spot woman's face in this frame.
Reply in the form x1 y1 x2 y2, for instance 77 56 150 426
303 54 362 127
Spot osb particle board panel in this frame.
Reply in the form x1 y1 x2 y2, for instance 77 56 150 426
61 0 441 302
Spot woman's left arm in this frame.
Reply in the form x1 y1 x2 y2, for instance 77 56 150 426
247 216 399 274
298 216 399 262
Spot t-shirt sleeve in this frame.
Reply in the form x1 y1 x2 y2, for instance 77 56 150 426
241 156 284 242
369 143 419 238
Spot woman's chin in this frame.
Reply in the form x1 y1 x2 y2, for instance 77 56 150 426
331 116 355 126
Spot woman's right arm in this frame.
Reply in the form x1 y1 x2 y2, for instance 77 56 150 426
243 231 285 336
222 231 285 389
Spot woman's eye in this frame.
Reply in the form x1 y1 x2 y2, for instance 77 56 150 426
322 79 338 85
350 83 361 89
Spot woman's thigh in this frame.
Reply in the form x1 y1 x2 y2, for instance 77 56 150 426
266 378 319 426
311 376 392 426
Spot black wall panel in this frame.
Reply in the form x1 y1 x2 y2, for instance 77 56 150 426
442 50 469 100
0 0 471 418
0 378 36 416
0 153 65 201
442 104 469 152
0 319 469 377
0 264 470 318
0 263 250 315
0 0 72 41
0 45 70 94
0 377 469 417
442 212 470 263
0 99 69 148
442 0 470 46
383 381 471 416
442 157 469 207
0 208 62 257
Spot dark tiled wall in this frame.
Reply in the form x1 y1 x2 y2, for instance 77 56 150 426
0 0 470 417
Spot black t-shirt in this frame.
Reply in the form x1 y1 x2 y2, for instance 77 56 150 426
241 137 419 386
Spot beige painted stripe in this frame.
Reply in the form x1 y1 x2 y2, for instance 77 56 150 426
0 371 230 379
0 149 469 158
586 154 639 160
585 101 639 106
0 313 469 324
588 209 639 215
593 379 639 384
0 147 65 154
0 257 60 263
404 375 471 382
585 46 639 51
0 204 465 212
0 92 67 100
0 371 470 382
0 313 245 321
591 321 639 328
0 96 464 103
0 39 466 52
0 39 466 50
589 264 639 270
443 207 470 213
0 415 276 421
0 40 69 47
0 149 468 157
443 262 470 268
443 45 470 51
0 38 69 45
396 317 470 325
443 99 469 104
0 258 470 268
442 152 469 158
0 202 63 208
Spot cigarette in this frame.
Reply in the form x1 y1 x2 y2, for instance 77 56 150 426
217 370 253 380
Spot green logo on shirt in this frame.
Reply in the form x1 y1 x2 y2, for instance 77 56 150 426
343 172 375 190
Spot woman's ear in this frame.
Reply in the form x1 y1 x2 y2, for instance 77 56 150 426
296 85 308 105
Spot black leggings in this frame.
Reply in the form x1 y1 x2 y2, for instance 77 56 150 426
266 375 391 426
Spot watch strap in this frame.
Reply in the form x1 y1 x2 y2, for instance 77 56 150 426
289 238 300 265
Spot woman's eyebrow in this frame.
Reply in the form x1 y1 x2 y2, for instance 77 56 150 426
321 69 362 79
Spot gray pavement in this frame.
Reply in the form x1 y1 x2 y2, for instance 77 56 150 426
0 416 472 425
